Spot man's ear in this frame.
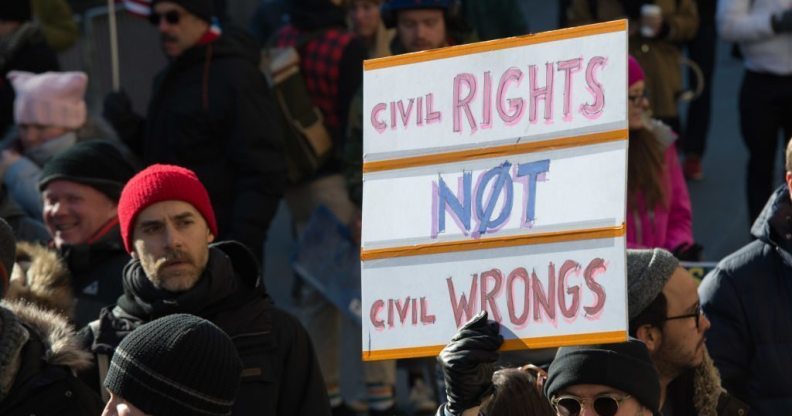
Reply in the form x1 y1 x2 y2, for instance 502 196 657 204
130 250 138 259
635 324 662 353
207 230 215 244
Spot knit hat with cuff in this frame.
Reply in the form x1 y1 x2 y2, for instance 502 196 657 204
117 164 217 253
545 338 661 416
103 313 242 416
9 71 88 130
38 140 136 202
626 248 679 320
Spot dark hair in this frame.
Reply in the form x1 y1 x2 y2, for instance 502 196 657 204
478 368 555 416
628 292 668 336
628 127 667 211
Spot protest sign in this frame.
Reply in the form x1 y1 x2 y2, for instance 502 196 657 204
361 20 629 361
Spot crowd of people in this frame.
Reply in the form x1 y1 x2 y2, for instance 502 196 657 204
0 0 789 415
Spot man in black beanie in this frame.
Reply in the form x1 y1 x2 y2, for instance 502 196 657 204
0 0 59 137
544 338 662 416
38 140 136 326
103 0 286 266
102 314 242 416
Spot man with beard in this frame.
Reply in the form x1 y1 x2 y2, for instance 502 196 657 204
627 248 747 415
80 164 329 415
384 0 451 54
104 0 286 264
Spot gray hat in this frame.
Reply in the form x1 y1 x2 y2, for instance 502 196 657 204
0 218 15 299
626 248 679 319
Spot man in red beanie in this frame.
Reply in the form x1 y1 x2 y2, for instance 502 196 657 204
80 164 330 416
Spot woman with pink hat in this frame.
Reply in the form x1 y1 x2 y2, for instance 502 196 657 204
626 56 699 260
0 70 129 220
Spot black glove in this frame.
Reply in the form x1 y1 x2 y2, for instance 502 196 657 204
437 311 503 415
772 9 792 33
103 90 144 156
672 242 703 261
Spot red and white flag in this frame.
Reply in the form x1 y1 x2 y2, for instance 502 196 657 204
121 0 152 17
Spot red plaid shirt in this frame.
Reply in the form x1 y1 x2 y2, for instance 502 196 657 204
274 25 356 133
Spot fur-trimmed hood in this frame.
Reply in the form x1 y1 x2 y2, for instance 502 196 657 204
667 347 749 416
692 348 722 416
6 242 73 319
2 300 93 372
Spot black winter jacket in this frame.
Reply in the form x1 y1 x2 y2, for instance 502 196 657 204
0 301 103 416
142 28 287 262
700 185 792 415
80 241 330 416
60 222 129 327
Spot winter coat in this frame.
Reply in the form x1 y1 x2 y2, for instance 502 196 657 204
567 0 699 119
7 241 74 319
80 241 330 416
0 300 103 416
143 28 286 262
0 23 59 137
626 122 693 251
664 349 749 416
0 185 49 244
699 185 792 414
59 222 129 327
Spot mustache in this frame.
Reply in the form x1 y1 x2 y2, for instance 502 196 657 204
155 249 194 270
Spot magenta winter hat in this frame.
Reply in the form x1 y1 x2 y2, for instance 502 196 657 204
9 71 88 129
628 55 645 87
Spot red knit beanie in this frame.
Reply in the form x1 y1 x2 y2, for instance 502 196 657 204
118 164 218 253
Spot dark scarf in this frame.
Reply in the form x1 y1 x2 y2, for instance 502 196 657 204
115 245 269 336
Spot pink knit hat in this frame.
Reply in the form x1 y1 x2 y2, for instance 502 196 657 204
9 71 88 129
628 55 645 87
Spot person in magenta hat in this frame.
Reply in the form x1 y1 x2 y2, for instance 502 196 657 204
625 56 700 261
81 163 330 416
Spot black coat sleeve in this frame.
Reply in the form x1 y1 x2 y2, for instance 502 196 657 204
222 70 288 261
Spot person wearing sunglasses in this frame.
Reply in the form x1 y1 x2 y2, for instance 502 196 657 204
544 338 661 416
102 0 286 266
627 248 748 416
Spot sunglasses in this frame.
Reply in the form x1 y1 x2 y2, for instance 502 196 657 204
149 10 182 26
551 394 631 416
661 303 703 330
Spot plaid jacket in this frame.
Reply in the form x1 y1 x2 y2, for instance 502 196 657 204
274 25 356 133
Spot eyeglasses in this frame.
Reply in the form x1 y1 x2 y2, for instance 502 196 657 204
149 10 182 26
551 394 632 416
627 92 648 105
661 303 703 330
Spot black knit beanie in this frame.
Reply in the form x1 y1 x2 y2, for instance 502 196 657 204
0 1 32 23
152 0 215 22
545 338 661 416
38 140 135 202
104 314 242 416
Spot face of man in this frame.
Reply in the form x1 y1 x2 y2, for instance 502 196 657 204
396 8 447 53
348 0 381 39
553 384 649 416
652 267 711 379
102 393 151 416
131 200 214 292
152 2 209 58
42 180 118 249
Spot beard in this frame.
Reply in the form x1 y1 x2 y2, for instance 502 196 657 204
142 248 202 293
652 335 705 380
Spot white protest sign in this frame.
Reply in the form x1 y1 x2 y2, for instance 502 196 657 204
361 21 629 361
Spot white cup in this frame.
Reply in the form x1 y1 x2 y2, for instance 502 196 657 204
641 4 662 37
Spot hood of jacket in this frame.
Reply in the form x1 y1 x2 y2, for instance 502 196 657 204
6 242 73 319
666 347 749 416
1 300 92 374
750 186 792 261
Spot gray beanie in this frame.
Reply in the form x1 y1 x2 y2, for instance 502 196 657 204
626 248 679 319
0 218 16 299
